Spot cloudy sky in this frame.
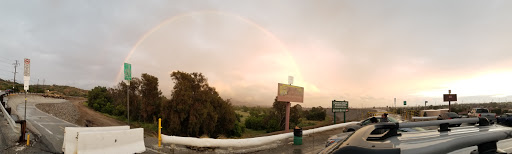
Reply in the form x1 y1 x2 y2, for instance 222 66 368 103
1 0 512 108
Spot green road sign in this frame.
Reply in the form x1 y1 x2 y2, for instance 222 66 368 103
124 63 132 81
332 100 349 113
404 101 407 105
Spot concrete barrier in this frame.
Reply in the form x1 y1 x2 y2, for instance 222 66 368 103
62 126 130 154
76 128 145 154
162 122 358 148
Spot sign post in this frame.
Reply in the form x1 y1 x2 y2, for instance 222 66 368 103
23 58 30 121
443 90 457 112
277 82 303 132
332 100 349 124
124 63 132 126
22 58 30 143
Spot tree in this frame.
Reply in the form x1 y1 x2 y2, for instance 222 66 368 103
140 73 162 123
108 78 142 121
306 106 326 121
87 86 113 114
161 71 239 137
290 104 303 128
270 97 287 130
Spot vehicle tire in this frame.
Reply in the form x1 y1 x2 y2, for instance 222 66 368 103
346 129 355 132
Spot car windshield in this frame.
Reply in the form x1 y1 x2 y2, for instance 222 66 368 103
447 112 458 117
476 109 489 113
387 117 398 122
361 116 398 125
327 132 355 153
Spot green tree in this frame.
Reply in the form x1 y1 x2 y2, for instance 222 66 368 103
290 104 303 128
161 71 239 137
140 73 162 123
267 97 287 130
87 86 113 114
306 106 326 121
109 78 142 121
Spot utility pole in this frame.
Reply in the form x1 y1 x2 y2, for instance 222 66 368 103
42 79 45 92
37 78 39 92
12 60 19 90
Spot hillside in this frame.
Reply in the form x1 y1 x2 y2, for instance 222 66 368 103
0 78 88 97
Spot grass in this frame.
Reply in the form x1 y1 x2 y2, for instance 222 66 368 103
79 101 159 137
235 110 250 123
105 114 159 137
241 128 267 138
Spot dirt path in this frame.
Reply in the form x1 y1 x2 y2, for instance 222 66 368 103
71 98 125 127
35 97 126 127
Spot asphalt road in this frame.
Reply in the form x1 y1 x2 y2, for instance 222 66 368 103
9 95 77 153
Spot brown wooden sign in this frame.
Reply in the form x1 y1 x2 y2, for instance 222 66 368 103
277 83 304 103
443 94 457 101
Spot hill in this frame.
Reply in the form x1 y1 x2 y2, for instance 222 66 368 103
0 78 88 97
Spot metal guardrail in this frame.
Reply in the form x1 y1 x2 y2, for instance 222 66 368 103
0 94 20 133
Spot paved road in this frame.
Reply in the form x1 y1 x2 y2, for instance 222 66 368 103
9 95 77 153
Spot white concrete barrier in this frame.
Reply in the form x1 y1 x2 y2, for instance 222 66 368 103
162 122 358 148
76 128 145 154
62 126 130 154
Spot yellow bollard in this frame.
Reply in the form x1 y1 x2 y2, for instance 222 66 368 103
158 118 162 147
27 134 30 146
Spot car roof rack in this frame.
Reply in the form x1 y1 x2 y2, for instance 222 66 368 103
323 118 511 154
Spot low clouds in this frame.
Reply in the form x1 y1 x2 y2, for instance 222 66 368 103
2 1 512 107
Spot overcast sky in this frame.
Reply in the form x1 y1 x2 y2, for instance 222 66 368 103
2 1 512 107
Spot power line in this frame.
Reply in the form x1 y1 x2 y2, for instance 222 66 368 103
0 68 12 73
0 60 11 65
0 61 10 66
0 57 12 62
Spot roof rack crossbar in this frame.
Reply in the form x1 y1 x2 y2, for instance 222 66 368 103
399 118 480 128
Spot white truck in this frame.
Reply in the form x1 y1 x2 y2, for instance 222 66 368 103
468 108 496 124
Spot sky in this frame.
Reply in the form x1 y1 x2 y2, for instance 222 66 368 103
1 0 512 108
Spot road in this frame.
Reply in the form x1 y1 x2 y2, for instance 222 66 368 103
8 95 77 153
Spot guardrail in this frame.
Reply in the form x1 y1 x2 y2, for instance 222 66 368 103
162 122 358 148
0 94 20 133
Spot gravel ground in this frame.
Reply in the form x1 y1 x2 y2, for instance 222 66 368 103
35 102 79 124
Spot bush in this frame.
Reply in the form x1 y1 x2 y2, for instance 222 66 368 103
306 106 326 121
87 86 113 114
245 114 266 130
161 71 239 138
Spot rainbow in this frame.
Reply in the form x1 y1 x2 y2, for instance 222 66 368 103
116 10 303 85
